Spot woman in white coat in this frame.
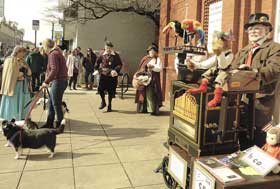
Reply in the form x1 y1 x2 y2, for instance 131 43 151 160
67 49 80 90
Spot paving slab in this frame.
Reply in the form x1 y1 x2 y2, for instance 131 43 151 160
114 144 167 163
73 147 119 167
0 155 26 174
75 164 131 189
18 168 75 189
0 172 22 189
71 136 111 149
24 151 72 171
109 133 167 147
123 160 164 187
135 184 168 189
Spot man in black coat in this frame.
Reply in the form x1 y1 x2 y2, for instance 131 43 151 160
95 41 122 112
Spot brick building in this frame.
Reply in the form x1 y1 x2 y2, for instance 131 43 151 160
159 0 279 100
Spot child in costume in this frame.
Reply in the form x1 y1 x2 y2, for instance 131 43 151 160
187 31 234 107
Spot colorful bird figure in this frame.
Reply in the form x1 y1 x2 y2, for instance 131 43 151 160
181 19 205 46
162 20 184 37
181 19 202 32
163 19 206 46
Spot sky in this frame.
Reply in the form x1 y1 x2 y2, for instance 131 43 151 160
5 0 62 43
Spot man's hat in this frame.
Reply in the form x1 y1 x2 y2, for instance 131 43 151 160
147 43 158 53
244 13 273 32
212 30 234 50
213 30 235 41
105 41 114 48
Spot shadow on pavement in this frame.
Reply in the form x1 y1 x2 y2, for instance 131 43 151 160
114 110 170 116
68 119 159 142
27 152 102 161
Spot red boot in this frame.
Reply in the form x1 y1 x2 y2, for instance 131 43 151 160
208 87 223 107
187 79 208 94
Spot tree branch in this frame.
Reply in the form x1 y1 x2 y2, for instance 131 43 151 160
65 0 160 27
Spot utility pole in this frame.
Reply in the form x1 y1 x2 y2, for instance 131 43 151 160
35 30 37 47
32 20 40 48
51 22 54 40
14 28 16 46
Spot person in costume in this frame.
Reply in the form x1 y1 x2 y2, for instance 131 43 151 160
135 44 163 115
0 46 32 121
231 13 280 147
95 41 122 112
187 31 234 107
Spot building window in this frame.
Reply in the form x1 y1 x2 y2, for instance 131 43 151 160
203 0 223 52
274 0 280 42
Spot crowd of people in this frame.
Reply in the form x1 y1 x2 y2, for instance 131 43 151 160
0 37 164 134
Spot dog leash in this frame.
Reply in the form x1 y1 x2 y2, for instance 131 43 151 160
16 87 50 147
23 87 50 110
24 87 50 124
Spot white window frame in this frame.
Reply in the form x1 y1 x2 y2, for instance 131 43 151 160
274 0 280 42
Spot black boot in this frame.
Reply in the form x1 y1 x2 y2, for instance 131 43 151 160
73 81 77 90
107 105 112 112
56 121 65 133
99 92 106 109
107 95 112 112
68 80 72 90
40 117 54 128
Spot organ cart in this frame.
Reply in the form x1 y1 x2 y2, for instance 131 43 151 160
159 45 264 189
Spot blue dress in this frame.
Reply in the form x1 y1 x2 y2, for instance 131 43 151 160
0 79 31 121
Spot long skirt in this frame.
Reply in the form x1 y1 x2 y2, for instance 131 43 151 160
0 80 31 121
137 85 159 114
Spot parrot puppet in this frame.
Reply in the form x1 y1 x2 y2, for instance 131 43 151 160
162 20 184 37
162 19 206 46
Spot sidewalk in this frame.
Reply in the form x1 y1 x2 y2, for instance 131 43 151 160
0 88 170 189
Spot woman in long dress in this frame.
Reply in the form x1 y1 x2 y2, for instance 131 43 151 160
0 46 32 121
135 44 163 115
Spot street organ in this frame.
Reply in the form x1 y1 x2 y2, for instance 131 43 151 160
160 45 260 189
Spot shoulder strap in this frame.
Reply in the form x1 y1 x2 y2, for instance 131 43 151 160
225 51 232 57
155 57 158 65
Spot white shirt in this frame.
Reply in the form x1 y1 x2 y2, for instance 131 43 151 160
147 57 161 72
174 54 179 74
252 37 267 53
192 50 233 70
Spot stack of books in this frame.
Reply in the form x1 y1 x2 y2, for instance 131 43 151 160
197 157 245 184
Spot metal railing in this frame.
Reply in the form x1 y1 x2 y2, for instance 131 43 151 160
118 72 129 99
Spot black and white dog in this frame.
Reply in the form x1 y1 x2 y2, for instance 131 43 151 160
36 98 70 114
2 119 64 159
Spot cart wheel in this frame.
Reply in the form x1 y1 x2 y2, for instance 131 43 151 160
162 156 179 189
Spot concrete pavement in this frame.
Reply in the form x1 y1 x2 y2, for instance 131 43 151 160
0 88 170 189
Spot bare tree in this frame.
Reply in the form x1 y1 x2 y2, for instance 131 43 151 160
61 0 160 27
